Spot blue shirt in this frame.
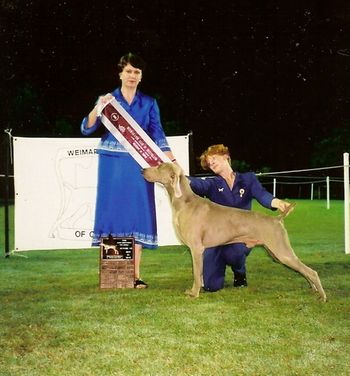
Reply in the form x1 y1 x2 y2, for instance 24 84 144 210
188 172 274 210
81 88 170 155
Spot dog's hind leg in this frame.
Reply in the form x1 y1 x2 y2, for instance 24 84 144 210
262 221 327 302
281 254 326 302
266 242 327 302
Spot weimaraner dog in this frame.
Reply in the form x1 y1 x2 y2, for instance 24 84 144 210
142 163 327 301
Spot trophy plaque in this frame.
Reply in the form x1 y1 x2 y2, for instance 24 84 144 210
99 237 135 289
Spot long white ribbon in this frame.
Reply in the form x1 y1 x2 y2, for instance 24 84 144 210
100 98 171 168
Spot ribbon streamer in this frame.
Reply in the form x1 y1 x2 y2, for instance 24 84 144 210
101 98 171 168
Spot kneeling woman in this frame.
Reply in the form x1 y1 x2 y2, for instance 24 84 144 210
188 144 289 291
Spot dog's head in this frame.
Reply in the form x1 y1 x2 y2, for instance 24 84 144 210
142 163 183 198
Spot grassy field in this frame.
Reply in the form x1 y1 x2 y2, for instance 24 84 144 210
0 200 349 375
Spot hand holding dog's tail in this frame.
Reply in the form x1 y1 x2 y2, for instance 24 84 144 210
278 202 296 220
271 198 295 220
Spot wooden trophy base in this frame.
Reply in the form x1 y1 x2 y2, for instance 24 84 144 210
99 237 135 289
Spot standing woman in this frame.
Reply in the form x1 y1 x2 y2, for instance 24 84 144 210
81 53 176 288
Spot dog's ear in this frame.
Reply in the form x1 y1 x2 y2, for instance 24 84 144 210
171 172 182 198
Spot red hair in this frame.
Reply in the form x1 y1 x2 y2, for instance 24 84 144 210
199 144 231 170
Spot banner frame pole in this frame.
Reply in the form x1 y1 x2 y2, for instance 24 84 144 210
4 129 12 258
344 152 350 254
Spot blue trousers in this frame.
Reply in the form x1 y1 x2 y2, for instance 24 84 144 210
203 243 251 292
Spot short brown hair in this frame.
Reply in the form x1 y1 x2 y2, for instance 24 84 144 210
199 144 231 170
117 52 146 73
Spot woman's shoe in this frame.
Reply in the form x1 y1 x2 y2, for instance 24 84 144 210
233 272 247 287
135 279 148 289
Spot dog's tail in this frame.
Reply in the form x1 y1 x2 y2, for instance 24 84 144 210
278 202 296 221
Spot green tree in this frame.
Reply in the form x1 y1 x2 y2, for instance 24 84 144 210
311 125 350 167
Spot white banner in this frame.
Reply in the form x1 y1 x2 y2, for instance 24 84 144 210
13 136 189 251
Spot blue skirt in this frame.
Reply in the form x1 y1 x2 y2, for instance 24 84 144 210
92 152 158 248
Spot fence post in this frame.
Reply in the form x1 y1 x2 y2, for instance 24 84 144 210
311 183 314 200
273 178 276 197
326 176 330 209
344 153 350 254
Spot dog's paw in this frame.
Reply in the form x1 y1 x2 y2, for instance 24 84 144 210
185 288 199 298
318 292 327 303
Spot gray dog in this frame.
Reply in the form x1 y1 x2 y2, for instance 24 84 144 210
143 163 326 301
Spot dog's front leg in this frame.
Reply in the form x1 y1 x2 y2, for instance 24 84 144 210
185 247 203 298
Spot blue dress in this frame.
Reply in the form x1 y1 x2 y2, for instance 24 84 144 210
81 88 170 248
188 172 275 291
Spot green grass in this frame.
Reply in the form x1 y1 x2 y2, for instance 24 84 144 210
0 201 349 375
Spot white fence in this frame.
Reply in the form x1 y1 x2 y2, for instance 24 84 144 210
258 153 350 254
